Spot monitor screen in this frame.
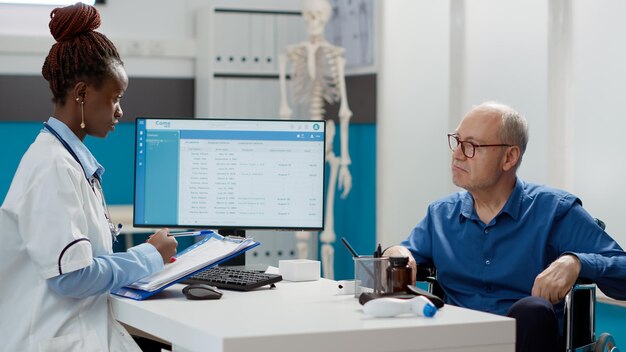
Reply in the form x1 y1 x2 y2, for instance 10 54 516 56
133 118 326 230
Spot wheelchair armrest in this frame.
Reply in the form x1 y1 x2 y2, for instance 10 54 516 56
413 265 446 300
564 278 597 351
573 277 595 287
415 265 435 281
425 276 445 300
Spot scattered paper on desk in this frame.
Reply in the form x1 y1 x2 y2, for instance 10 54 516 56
127 234 255 292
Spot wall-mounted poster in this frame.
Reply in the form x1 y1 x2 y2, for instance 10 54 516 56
325 0 375 73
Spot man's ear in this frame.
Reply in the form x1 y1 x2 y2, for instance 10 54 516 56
502 146 521 172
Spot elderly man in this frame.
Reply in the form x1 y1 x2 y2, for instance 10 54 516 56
385 102 626 352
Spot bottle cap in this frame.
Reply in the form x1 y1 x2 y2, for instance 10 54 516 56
422 302 437 317
389 256 409 267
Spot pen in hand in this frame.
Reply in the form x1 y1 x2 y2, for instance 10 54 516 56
167 230 213 237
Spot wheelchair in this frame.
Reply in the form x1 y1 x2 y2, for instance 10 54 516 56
563 218 619 352
416 269 619 352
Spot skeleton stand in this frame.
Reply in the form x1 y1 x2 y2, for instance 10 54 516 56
278 40 352 279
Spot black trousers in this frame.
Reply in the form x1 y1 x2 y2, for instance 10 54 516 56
507 296 562 352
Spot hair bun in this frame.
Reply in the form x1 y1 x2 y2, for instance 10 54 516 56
49 2 101 42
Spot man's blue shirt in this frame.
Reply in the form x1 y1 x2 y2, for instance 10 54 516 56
401 178 626 320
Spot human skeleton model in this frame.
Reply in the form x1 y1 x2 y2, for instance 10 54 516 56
278 0 352 279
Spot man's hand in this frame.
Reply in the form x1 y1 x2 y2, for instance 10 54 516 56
531 254 581 304
382 245 417 284
147 228 178 264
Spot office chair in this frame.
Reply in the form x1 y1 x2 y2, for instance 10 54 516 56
415 219 620 352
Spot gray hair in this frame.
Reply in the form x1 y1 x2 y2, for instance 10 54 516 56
475 101 529 168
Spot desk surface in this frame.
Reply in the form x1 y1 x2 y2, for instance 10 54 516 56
111 279 515 352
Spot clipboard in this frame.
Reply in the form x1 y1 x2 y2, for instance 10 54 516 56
111 231 259 300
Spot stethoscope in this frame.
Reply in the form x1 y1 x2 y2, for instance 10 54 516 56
43 122 122 242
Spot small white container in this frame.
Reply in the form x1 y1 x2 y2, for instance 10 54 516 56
278 259 321 281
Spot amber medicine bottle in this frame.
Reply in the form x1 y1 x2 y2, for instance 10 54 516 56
387 256 412 293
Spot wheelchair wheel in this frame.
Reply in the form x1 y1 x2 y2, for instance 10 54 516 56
595 333 620 352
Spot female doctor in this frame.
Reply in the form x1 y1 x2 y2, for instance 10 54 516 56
0 3 178 351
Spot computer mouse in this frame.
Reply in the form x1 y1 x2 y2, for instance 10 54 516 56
182 284 223 300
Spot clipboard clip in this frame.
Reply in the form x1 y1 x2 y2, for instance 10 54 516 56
225 235 246 240
223 235 253 244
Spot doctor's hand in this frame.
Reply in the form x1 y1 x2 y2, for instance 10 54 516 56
531 254 581 304
383 245 417 285
147 228 178 264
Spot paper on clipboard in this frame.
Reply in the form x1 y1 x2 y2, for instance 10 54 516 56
126 232 255 292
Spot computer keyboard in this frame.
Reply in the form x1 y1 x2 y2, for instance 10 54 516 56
182 267 283 291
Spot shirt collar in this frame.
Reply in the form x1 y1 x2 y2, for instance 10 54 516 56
460 191 475 220
501 177 524 220
459 177 524 222
44 117 105 181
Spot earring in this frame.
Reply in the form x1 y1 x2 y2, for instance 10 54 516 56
77 98 85 129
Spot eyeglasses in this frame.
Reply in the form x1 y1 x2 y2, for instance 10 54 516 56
447 133 512 158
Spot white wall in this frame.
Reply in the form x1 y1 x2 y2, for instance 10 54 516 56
378 0 626 248
377 0 451 246
461 0 549 184
0 1 189 76
0 0 301 77
570 1 626 247
3 0 626 248
378 0 550 246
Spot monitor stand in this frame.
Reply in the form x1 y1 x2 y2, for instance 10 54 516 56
218 229 246 266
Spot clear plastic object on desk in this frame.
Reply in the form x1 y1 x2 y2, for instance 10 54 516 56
362 296 437 318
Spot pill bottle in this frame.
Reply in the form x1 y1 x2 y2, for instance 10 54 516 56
387 256 412 293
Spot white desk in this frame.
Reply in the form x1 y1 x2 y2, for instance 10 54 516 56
111 279 515 352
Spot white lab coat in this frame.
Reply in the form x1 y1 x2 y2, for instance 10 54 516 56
0 133 141 352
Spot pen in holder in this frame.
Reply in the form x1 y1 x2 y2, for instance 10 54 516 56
353 256 390 298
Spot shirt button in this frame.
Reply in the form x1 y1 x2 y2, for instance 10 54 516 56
484 228 490 234
485 259 491 265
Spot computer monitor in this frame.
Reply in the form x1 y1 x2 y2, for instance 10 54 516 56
133 118 326 233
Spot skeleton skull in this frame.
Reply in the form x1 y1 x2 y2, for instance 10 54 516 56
302 0 332 37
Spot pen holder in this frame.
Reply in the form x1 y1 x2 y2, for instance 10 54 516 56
353 256 390 298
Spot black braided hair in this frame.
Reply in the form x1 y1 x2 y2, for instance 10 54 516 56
42 2 123 105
